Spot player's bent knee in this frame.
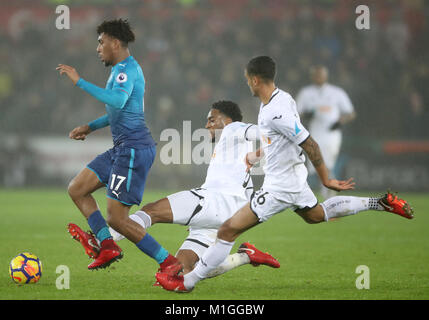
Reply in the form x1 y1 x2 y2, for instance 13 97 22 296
306 217 323 224
297 207 325 224
67 178 82 200
67 175 94 201
217 221 239 242
298 213 323 224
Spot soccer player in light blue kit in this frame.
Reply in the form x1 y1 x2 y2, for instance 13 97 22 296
57 19 181 271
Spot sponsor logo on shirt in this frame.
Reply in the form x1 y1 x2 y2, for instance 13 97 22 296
261 134 272 145
292 121 302 136
318 105 332 112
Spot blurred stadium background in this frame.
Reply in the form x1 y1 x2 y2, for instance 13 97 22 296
0 0 428 193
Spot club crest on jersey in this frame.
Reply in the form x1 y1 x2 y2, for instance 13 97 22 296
116 72 127 83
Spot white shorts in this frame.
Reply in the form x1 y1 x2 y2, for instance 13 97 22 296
176 228 217 258
250 183 318 222
167 188 248 229
167 188 248 258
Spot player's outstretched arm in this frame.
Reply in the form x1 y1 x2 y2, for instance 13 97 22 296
57 64 128 109
300 136 355 191
56 64 80 85
69 114 110 141
88 114 110 131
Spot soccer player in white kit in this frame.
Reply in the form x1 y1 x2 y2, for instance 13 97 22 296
296 66 356 199
156 56 414 293
69 100 280 280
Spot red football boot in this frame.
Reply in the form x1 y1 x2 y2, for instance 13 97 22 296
88 239 123 270
378 191 414 219
238 242 280 268
155 272 192 293
159 254 184 274
153 254 184 286
67 223 100 259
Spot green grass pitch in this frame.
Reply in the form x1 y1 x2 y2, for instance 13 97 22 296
1 189 428 300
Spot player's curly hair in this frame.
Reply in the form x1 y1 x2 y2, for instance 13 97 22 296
212 100 243 122
246 56 276 81
97 18 135 47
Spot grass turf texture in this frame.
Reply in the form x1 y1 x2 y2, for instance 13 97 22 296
1 189 428 300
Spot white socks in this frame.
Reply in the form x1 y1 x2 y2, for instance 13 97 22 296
184 239 235 290
321 196 383 221
206 252 250 278
109 210 152 242
134 210 152 229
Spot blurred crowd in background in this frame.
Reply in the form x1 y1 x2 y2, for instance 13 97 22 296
0 0 428 190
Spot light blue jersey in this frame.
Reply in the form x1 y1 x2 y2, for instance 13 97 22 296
78 56 155 148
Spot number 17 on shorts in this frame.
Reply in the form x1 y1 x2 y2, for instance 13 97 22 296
109 174 126 198
107 169 139 206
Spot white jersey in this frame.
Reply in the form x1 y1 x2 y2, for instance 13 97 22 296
258 88 310 197
295 83 354 140
201 121 259 200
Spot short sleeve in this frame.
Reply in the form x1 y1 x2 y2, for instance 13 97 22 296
228 123 260 142
269 102 310 145
243 124 260 141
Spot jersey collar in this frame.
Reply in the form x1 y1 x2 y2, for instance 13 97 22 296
262 87 280 107
113 56 133 68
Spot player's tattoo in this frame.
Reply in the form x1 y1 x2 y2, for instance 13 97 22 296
300 136 324 168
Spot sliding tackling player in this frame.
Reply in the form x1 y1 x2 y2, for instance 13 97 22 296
70 100 280 281
155 56 414 293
